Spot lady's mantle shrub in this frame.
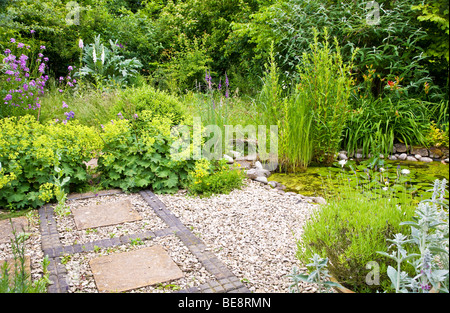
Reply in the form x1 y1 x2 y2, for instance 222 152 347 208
112 85 185 125
0 115 102 210
97 110 194 193
188 158 246 197
297 190 417 292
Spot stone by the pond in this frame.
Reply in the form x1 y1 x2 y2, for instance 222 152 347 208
246 168 270 179
420 157 433 163
428 147 443 159
268 181 278 188
388 155 397 160
309 197 327 205
411 147 429 157
0 217 29 244
71 200 142 230
89 245 183 293
414 154 422 160
338 153 348 160
406 156 418 162
255 176 268 184
398 153 407 160
223 154 234 164
394 143 409 153
254 161 263 169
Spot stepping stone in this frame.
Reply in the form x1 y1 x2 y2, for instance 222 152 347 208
89 245 183 293
71 200 142 230
0 256 31 277
0 217 29 244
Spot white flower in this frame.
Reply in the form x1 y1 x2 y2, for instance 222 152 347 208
379 167 385 172
93 46 97 63
401 169 410 175
78 38 84 49
101 46 105 65
382 187 388 191
338 159 347 168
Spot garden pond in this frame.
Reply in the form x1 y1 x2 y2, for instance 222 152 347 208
270 159 449 202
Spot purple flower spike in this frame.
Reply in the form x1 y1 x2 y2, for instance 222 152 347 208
62 101 68 108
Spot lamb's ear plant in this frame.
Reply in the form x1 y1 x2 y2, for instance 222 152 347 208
287 254 342 293
377 179 449 293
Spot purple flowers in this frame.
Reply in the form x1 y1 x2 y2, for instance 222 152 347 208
40 45 46 50
2 38 49 112
64 111 75 120
68 65 73 71
62 101 68 108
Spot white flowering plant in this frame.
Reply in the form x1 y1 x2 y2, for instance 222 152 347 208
77 35 142 88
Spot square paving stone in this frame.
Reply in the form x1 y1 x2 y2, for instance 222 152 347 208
0 217 29 244
71 200 142 230
0 256 31 281
89 245 184 293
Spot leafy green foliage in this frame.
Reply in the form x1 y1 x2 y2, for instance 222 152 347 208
97 111 195 194
188 158 246 197
0 115 102 210
78 35 143 87
298 183 417 292
112 85 185 124
344 98 431 157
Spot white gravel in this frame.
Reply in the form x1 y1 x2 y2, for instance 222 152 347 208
158 179 319 293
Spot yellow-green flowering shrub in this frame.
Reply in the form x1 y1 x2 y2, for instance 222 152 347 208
0 115 102 210
97 110 195 193
188 158 246 197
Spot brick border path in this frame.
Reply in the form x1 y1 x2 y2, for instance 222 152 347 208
38 189 250 293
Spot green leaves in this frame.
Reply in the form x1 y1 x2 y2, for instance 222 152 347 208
97 111 194 194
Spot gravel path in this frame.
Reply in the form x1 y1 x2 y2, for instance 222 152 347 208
158 179 319 293
1 179 320 293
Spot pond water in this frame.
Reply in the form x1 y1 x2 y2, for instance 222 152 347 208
270 160 449 200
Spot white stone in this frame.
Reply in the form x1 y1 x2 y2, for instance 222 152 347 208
254 161 263 169
254 176 268 184
406 156 417 162
398 153 407 160
420 157 433 163
223 154 234 164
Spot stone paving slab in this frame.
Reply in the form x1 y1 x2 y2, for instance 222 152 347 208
0 256 31 275
90 245 184 293
71 199 142 230
0 217 29 244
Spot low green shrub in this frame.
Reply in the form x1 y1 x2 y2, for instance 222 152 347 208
112 85 185 125
297 186 417 292
188 158 246 197
0 115 102 210
96 110 194 193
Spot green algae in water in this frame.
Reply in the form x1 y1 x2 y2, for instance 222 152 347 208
270 160 449 199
